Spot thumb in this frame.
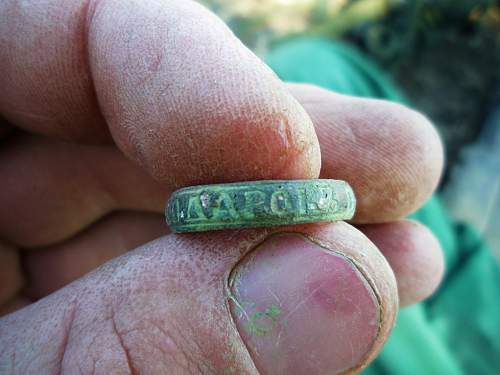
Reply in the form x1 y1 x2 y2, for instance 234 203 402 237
0 223 396 374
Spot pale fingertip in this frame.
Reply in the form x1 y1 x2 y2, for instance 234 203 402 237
359 220 445 306
289 83 444 223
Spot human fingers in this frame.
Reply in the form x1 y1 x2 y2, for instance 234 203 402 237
0 0 320 184
20 217 441 309
1 223 397 374
288 83 444 223
358 220 444 307
23 212 167 299
0 134 166 247
0 82 443 247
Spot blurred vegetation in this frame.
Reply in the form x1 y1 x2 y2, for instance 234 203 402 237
350 0 500 173
203 0 500 175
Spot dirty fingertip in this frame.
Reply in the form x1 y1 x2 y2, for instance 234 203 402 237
229 233 381 375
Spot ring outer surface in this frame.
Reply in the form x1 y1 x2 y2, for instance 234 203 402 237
166 179 356 233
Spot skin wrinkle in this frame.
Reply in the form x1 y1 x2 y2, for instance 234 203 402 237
65 310 132 374
171 319 208 375
105 234 252 372
82 332 101 370
59 302 78 375
107 292 216 373
110 310 137 375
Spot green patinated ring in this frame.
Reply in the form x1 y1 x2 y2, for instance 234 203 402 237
166 179 356 233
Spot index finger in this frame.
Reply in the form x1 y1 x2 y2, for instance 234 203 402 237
0 0 320 186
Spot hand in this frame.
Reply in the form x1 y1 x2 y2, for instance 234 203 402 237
0 1 444 374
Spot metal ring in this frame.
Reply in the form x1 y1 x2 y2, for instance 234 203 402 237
166 179 356 233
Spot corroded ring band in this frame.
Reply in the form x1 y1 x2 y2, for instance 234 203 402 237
166 179 356 233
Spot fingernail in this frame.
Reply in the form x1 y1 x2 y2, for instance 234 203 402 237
229 233 380 375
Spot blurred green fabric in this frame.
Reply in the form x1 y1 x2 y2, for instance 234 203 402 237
266 38 500 375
